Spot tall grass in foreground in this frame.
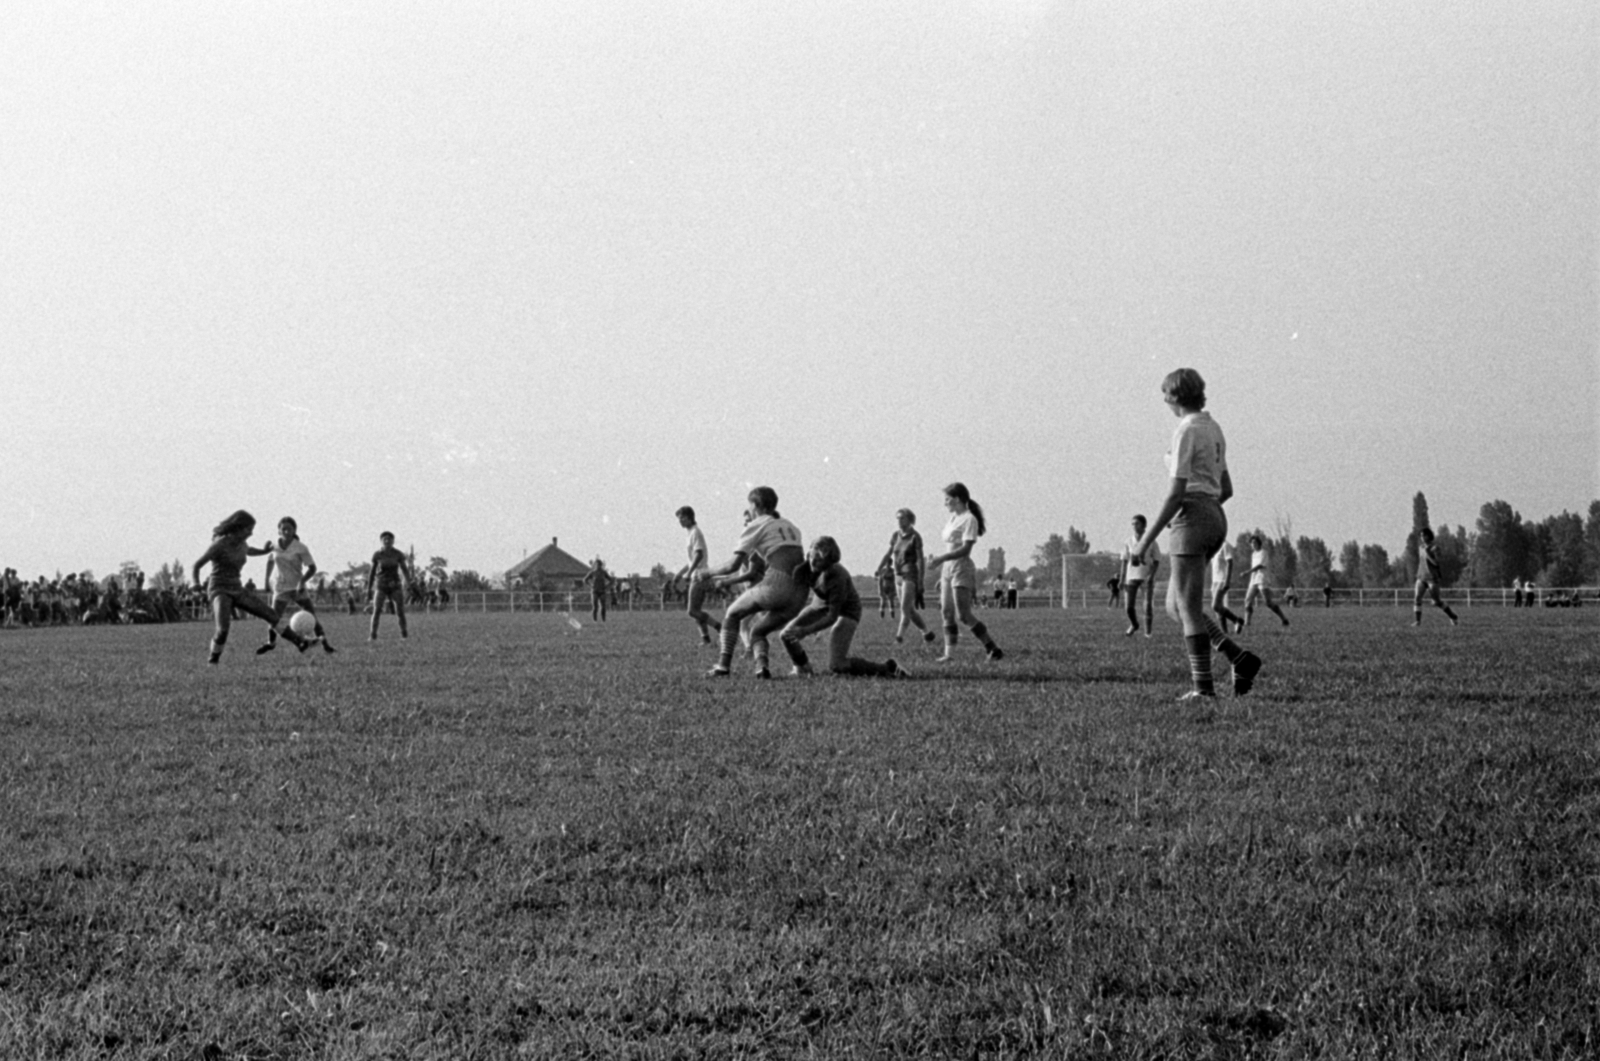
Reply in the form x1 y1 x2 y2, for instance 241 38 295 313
2 607 1597 1059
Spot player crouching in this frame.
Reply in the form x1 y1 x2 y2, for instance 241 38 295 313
780 537 904 679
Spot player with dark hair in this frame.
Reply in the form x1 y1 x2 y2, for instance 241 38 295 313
1243 534 1291 627
1129 368 1263 702
879 508 936 646
193 510 312 664
675 506 722 644
925 482 1004 663
257 517 335 655
701 486 809 679
367 531 413 640
1412 527 1460 627
1119 514 1160 637
780 536 903 678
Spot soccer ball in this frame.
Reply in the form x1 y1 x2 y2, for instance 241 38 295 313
289 610 318 638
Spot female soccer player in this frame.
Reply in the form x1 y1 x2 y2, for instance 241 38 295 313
367 531 414 640
192 510 312 664
1412 526 1460 627
700 486 809 679
675 506 722 644
257 517 335 655
1119 514 1161 637
878 508 936 646
1210 539 1245 633
1129 369 1262 701
924 483 1004 663
780 537 903 678
1243 534 1291 627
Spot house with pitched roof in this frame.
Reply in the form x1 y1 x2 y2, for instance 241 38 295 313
504 537 593 590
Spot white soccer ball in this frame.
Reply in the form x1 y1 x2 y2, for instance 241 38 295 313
289 610 318 638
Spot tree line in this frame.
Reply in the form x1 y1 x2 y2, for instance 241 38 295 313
1020 496 1600 591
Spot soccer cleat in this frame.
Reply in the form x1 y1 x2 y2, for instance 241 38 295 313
255 641 277 655
1124 624 1139 637
207 653 221 665
886 659 909 679
706 665 731 678
986 647 1005 662
1232 651 1262 696
790 664 814 678
894 634 904 644
923 631 936 644
755 667 771 680
934 653 954 664
1176 689 1216 702
322 640 336 654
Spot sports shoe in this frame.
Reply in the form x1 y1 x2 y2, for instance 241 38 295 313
986 647 1005 662
706 665 731 678
322 640 337 654
923 631 936 644
886 659 909 679
1124 624 1139 637
894 634 904 644
1176 689 1216 702
1232 651 1262 696
255 641 277 655
790 664 814 678
934 653 954 664
755 667 771 680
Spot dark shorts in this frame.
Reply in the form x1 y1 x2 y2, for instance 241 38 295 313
1168 494 1227 558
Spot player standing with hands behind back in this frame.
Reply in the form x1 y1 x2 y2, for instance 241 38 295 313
1129 369 1262 702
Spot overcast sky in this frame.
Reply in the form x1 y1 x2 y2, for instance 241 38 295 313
4 0 1595 584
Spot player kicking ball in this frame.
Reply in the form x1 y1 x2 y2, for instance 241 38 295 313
193 510 313 664
257 517 335 655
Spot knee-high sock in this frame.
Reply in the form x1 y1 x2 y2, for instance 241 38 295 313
1203 618 1244 665
969 620 997 650
717 620 741 667
1185 634 1215 695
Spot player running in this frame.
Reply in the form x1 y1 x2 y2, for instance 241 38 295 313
701 486 809 679
780 536 903 678
257 517 335 655
925 482 1004 663
1129 368 1263 702
1412 526 1460 627
192 510 312 664
1243 535 1291 627
1210 538 1245 633
367 531 413 640
675 506 723 644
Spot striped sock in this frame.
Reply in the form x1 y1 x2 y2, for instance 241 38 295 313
1186 634 1215 695
717 620 739 668
1203 618 1244 665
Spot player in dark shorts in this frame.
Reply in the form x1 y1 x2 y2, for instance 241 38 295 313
1412 526 1460 627
878 508 935 646
192 510 312 664
780 537 902 678
367 531 414 640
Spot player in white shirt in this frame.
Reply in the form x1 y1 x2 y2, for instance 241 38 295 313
257 517 335 655
674 506 722 645
1210 540 1245 633
699 486 810 679
1119 515 1161 637
1243 534 1291 627
924 482 1004 663
1130 368 1262 701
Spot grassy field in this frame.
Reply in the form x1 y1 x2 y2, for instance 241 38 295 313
2 605 1597 1059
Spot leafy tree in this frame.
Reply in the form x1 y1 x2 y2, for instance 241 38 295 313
649 563 671 581
448 570 491 591
1471 500 1531 588
1270 536 1297 588
1065 527 1090 554
336 561 372 589
1586 500 1600 583
1433 525 1470 587
425 556 450 583
1359 543 1392 588
1404 492 1431 583
1295 537 1334 587
1538 511 1587 587
987 547 1007 580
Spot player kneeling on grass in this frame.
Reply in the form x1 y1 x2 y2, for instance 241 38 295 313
1412 526 1460 627
193 510 313 665
258 517 336 655
780 537 904 679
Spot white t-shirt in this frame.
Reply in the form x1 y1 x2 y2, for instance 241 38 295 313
1165 411 1227 496
684 525 709 573
1249 547 1269 588
270 540 315 594
1211 541 1235 584
736 515 802 561
942 512 979 555
1122 535 1160 583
